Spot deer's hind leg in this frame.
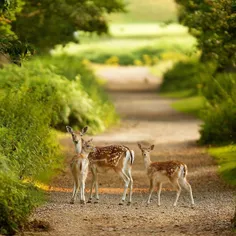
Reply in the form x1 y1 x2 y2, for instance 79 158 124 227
179 177 194 205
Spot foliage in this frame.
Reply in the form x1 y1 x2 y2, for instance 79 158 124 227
54 28 196 66
0 56 118 132
171 96 205 118
11 0 126 51
175 0 236 71
199 73 236 144
209 145 236 186
0 158 44 235
0 91 59 234
0 0 33 65
160 60 213 93
0 0 24 36
0 92 61 179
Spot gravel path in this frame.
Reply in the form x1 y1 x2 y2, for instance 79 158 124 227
23 66 235 236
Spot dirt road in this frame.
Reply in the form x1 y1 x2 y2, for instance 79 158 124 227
25 66 235 236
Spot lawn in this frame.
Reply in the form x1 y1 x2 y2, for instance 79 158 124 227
171 95 205 117
209 145 236 186
108 0 177 23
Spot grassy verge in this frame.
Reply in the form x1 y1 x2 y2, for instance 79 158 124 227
209 145 236 186
171 95 205 117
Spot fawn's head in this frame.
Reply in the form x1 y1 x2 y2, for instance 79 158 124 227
82 138 96 153
66 126 88 144
137 143 154 158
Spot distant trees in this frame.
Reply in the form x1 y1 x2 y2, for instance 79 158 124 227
1 0 126 56
175 0 236 71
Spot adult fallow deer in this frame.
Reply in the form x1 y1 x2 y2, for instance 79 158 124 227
70 139 96 204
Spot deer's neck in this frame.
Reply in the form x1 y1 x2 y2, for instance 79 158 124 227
80 150 89 159
144 155 152 170
74 139 82 154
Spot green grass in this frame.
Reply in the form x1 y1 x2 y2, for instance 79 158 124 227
171 95 205 117
108 0 177 23
53 23 196 66
109 23 188 38
159 89 195 98
209 145 236 186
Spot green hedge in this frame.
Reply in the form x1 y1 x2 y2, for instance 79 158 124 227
0 56 118 132
160 60 215 93
200 73 236 144
0 92 60 234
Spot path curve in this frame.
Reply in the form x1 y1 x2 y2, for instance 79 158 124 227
24 66 235 236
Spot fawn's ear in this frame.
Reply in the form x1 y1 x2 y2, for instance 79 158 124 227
66 126 73 134
81 126 88 135
87 138 93 143
137 143 142 150
150 144 155 150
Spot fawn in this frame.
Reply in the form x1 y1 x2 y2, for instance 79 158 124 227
138 143 194 206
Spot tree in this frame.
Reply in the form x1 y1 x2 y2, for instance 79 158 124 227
11 0 126 52
175 0 236 71
0 0 33 65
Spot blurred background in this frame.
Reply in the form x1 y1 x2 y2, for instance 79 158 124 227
0 0 235 234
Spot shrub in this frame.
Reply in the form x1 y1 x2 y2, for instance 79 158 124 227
0 57 118 132
0 166 41 235
200 73 236 144
160 60 215 93
35 55 119 130
0 92 61 179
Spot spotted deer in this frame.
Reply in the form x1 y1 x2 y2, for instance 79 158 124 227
138 143 194 207
66 126 135 205
87 145 134 205
70 139 96 204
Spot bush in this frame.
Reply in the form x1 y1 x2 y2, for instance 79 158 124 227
35 55 118 130
200 73 236 144
0 56 118 132
160 60 215 93
0 92 61 179
0 167 41 235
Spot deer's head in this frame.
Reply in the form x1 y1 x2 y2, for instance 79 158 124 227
137 143 154 158
66 126 88 144
82 138 96 153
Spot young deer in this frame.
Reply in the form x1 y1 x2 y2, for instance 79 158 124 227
66 126 88 154
70 139 96 204
138 143 194 207
87 145 134 205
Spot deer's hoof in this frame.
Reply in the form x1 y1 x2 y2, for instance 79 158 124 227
87 199 92 203
119 201 124 206
80 200 86 205
127 202 131 206
70 200 75 204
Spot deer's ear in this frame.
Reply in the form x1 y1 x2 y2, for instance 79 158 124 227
81 126 88 135
150 144 155 150
66 126 73 134
88 138 93 142
137 143 142 150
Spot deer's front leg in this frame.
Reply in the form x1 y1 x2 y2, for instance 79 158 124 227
70 164 80 204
